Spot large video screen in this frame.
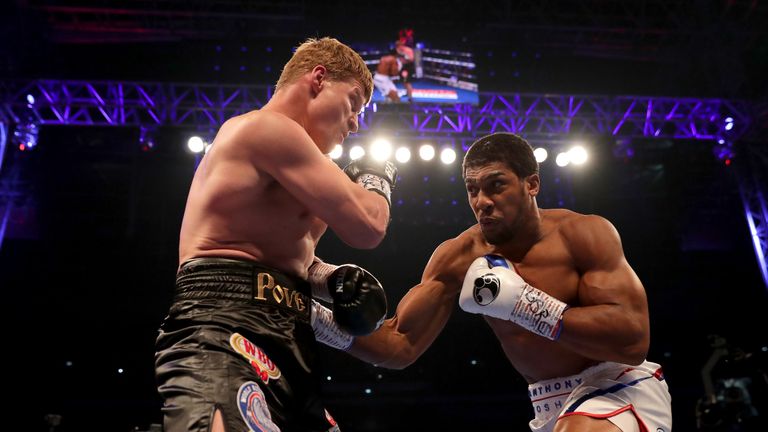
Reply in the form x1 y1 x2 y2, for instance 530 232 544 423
357 38 479 106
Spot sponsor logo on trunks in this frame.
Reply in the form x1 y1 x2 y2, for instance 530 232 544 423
237 381 280 432
255 272 307 313
230 333 282 383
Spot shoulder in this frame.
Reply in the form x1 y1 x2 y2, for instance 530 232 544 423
555 210 618 242
426 225 488 282
220 110 313 160
227 110 304 142
551 210 624 268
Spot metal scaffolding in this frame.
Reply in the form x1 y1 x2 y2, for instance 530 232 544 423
0 79 764 289
0 79 752 141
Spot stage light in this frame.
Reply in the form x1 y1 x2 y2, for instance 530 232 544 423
370 138 392 161
613 138 635 159
568 145 588 165
555 152 570 167
26 94 35 105
533 147 548 163
187 136 205 153
139 127 155 152
713 144 734 161
395 146 411 163
349 145 365 160
440 148 456 164
12 121 39 150
419 144 435 161
329 144 343 160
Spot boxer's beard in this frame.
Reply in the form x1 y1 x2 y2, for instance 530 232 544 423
481 222 516 245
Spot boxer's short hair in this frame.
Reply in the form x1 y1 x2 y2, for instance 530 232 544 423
276 37 373 104
463 133 539 179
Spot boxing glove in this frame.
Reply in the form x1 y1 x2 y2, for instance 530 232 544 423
308 261 387 336
311 300 354 351
459 255 568 340
343 156 397 207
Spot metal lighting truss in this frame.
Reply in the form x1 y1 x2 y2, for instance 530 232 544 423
737 141 768 289
0 80 752 141
0 80 763 290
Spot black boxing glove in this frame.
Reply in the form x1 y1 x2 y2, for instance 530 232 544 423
308 261 387 336
343 156 397 207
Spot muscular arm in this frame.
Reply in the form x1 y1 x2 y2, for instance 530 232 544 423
236 112 389 249
346 239 465 369
559 215 650 365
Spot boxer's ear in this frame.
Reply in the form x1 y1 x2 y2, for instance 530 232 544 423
310 65 327 94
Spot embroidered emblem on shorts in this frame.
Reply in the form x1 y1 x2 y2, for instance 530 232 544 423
230 333 282 383
473 273 500 305
237 381 280 432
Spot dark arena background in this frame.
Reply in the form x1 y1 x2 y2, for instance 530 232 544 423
1 1 767 431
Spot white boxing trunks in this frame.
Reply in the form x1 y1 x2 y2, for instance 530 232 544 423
373 72 398 98
527 360 672 432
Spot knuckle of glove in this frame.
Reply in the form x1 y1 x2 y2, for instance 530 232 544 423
332 271 387 336
330 265 363 302
343 158 397 188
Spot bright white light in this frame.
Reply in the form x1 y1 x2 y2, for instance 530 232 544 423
419 144 435 161
329 144 343 160
555 152 571 167
395 147 411 163
26 94 35 105
364 388 372 395
568 145 588 165
187 136 205 153
117 368 124 374
326 376 332 381
370 138 392 161
440 148 457 164
349 145 365 160
725 117 734 123
725 122 734 131
533 147 548 163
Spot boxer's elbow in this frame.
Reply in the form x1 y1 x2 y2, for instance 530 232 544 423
354 331 422 370
374 348 419 370
617 344 647 366
618 324 650 366
342 223 386 249
339 210 388 249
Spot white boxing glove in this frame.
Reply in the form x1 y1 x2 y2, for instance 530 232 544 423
459 255 568 340
310 300 354 351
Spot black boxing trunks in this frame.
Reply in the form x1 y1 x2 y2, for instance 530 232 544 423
155 257 340 432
